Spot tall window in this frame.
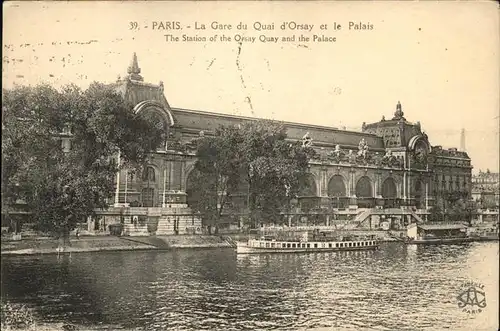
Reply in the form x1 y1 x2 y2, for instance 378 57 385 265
142 166 155 182
381 177 397 198
328 175 346 197
355 176 372 198
141 166 156 207
299 174 317 197
142 188 154 207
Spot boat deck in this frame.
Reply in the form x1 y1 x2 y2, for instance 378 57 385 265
237 238 379 254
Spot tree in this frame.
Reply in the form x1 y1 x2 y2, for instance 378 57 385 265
446 193 476 225
189 126 244 234
190 119 315 231
429 191 475 224
240 120 315 227
2 83 165 241
428 205 444 222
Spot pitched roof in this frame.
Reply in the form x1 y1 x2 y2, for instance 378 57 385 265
171 107 385 149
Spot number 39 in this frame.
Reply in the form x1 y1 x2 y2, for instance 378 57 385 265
129 22 138 30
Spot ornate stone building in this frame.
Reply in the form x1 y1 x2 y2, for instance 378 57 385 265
471 170 499 223
92 53 473 234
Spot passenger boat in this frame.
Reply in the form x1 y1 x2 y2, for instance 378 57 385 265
236 229 379 254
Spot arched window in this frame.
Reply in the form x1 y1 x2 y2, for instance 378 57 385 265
299 174 317 197
382 177 397 198
328 175 346 197
414 179 425 209
355 176 372 198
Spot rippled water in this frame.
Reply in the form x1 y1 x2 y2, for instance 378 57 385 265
1 242 498 330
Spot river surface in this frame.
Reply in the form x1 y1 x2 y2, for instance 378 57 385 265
1 242 498 331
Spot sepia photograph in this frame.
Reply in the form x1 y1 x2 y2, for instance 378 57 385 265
2 1 499 330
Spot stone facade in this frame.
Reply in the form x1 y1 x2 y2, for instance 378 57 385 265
471 170 499 224
99 54 473 231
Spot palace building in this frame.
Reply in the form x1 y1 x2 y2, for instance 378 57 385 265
80 53 473 235
6 53 471 236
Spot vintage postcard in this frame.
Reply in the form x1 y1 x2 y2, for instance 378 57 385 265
2 1 499 331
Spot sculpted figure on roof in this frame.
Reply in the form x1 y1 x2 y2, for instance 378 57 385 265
302 132 313 147
334 144 342 157
357 138 368 158
348 150 356 163
393 101 405 120
327 144 344 162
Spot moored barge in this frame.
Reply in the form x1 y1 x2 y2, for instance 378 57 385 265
405 222 474 245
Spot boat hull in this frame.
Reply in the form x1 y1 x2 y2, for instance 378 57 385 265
477 236 499 242
406 237 474 245
236 240 379 254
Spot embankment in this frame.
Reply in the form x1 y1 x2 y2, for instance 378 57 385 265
1 235 235 256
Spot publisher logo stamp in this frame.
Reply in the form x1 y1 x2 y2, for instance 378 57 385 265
457 281 486 314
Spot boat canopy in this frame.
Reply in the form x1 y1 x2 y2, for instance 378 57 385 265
417 223 468 231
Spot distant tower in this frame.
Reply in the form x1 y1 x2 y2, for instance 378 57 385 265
460 128 466 152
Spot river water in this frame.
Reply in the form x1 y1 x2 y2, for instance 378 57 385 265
1 242 498 331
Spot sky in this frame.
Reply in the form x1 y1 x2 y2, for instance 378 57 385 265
3 1 499 173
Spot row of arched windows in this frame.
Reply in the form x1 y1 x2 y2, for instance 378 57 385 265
138 167 424 202
299 175 399 199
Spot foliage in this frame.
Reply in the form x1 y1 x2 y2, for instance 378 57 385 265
445 191 469 205
108 224 123 236
428 205 443 222
147 219 158 234
241 120 315 225
189 126 244 232
2 83 165 239
138 215 147 226
431 191 476 224
1 301 36 330
190 119 315 230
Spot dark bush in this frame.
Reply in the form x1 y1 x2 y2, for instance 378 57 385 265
109 223 123 236
138 216 147 226
147 219 158 234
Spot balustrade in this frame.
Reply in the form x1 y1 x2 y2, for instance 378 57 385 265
357 197 376 208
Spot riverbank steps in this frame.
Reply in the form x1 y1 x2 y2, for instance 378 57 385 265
1 235 234 256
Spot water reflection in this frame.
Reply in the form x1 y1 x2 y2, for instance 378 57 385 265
1 243 498 331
